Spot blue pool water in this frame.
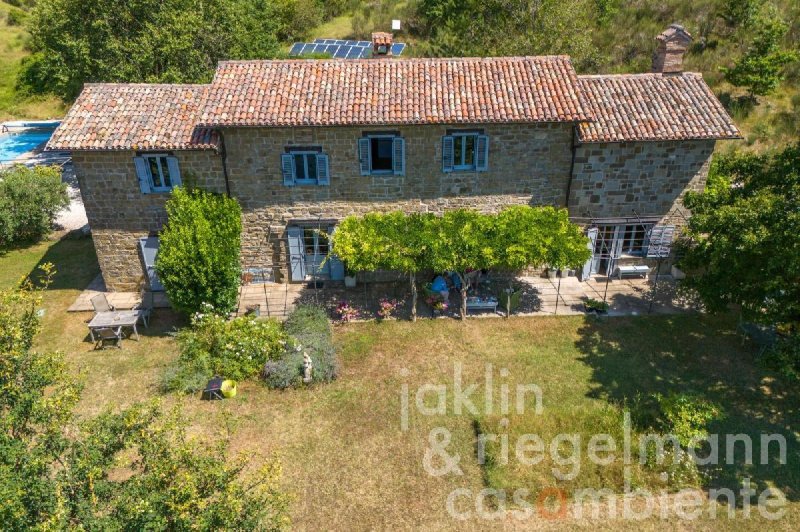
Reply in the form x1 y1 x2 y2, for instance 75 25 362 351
0 127 57 162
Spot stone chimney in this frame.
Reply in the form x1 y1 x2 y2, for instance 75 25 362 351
371 32 393 58
652 24 692 74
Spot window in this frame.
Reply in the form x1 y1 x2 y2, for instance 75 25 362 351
133 154 182 194
442 133 488 172
281 149 329 186
620 224 652 256
358 135 405 176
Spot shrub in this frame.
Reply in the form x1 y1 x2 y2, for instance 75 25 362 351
761 335 800 382
166 304 288 392
155 187 242 316
657 392 724 447
6 7 26 25
263 305 338 389
0 165 69 248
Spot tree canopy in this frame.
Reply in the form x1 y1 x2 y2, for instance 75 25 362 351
0 266 291 529
679 143 800 327
19 0 290 99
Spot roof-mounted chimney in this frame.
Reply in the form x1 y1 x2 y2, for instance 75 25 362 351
652 24 692 74
371 32 393 58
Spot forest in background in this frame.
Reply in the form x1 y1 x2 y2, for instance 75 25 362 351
0 0 797 152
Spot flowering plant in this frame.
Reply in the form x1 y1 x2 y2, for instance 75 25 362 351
336 300 360 322
377 297 402 320
431 300 448 312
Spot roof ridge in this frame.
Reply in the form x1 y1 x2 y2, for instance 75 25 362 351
83 82 210 89
216 55 573 66
578 72 703 80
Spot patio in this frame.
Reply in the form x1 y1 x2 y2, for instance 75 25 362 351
68 271 694 320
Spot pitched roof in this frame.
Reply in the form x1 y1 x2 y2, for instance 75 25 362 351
576 73 740 142
198 56 592 127
46 84 219 151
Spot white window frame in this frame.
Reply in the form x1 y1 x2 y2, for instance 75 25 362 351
618 223 653 257
367 134 396 175
142 153 173 192
290 150 320 184
452 132 478 171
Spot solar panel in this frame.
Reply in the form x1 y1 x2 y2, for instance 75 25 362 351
333 45 351 58
290 39 406 58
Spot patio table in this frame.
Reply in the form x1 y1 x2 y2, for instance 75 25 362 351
466 296 498 313
88 310 148 341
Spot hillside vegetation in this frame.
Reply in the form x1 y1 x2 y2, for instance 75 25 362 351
0 0 797 152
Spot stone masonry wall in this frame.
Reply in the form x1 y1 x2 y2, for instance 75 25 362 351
568 139 715 226
222 123 574 281
71 150 225 291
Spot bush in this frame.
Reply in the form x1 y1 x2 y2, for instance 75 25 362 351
761 335 800 382
6 7 27 25
165 304 288 392
155 187 242 316
0 165 69 248
263 305 338 389
657 393 724 447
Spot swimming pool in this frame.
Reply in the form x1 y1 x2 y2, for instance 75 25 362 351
0 123 59 162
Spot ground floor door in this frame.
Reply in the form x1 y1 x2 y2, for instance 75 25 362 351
287 225 345 282
138 236 164 291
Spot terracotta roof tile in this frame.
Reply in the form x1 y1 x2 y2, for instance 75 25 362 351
47 84 219 151
198 56 592 127
576 73 740 142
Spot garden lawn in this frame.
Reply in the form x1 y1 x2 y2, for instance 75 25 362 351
3 235 799 530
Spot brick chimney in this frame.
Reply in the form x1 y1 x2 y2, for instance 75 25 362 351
371 32 393 58
652 24 692 74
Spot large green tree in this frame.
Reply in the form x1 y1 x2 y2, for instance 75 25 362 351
679 143 800 327
0 267 291 529
20 0 286 99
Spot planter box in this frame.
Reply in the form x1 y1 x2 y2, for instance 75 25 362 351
344 275 357 288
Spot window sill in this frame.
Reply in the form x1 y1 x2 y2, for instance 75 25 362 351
291 180 320 186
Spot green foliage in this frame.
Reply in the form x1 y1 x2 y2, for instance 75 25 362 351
20 0 287 99
414 0 600 69
721 6 798 96
0 164 69 248
263 304 338 389
679 144 800 328
761 334 800 382
657 392 724 447
5 7 27 26
1 267 291 529
170 304 288 388
155 187 242 316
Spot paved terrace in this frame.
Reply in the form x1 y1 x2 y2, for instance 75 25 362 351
69 273 695 319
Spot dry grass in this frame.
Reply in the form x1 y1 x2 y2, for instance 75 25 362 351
3 235 799 530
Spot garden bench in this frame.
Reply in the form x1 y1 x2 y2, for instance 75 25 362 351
614 265 649 279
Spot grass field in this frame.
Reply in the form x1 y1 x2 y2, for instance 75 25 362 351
0 2 64 120
3 234 799 530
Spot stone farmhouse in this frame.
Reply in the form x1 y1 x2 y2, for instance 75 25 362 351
47 25 740 292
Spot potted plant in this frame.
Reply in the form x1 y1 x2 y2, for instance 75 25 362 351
584 297 609 315
496 286 522 317
344 266 357 288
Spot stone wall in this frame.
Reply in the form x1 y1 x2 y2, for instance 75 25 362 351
222 123 574 281
71 150 225 291
71 128 716 289
568 139 715 226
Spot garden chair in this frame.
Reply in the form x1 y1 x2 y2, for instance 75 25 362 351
94 326 124 350
90 293 115 313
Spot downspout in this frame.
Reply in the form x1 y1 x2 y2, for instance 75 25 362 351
565 125 578 211
216 129 232 197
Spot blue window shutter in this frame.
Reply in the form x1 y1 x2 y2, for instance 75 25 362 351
316 153 330 185
442 136 454 173
281 153 295 186
166 156 182 187
476 135 489 171
580 227 598 281
138 237 165 291
134 157 151 193
392 137 405 175
358 138 370 175
327 225 345 280
286 226 306 281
